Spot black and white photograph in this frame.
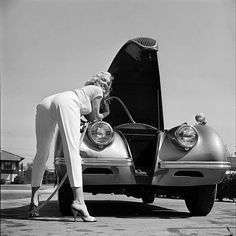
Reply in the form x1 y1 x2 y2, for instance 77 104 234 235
1 0 235 235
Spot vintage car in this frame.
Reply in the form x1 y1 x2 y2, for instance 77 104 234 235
54 37 231 216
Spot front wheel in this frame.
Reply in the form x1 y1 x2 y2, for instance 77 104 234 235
184 185 217 216
142 192 156 204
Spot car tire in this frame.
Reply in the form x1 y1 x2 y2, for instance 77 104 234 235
184 185 217 216
142 192 156 204
58 178 73 216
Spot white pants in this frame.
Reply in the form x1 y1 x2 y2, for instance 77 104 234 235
31 91 83 188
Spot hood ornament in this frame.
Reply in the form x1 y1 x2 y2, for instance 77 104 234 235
195 113 207 125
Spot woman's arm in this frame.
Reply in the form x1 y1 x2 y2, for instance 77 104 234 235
100 99 110 119
90 97 110 121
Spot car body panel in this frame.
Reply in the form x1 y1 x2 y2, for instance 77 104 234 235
80 132 130 160
152 124 230 186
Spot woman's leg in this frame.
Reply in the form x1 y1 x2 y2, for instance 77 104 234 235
31 104 56 206
72 187 85 203
52 92 83 189
53 92 96 221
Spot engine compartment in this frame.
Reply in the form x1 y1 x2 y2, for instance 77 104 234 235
115 123 159 174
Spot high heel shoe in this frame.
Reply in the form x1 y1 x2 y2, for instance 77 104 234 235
29 203 39 217
71 201 97 222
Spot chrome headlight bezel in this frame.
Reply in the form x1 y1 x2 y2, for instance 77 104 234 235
174 124 198 150
87 121 114 148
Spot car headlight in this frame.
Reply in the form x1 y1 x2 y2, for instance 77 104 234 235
88 121 114 148
175 124 198 150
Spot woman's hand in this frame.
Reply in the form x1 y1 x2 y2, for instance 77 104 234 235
103 100 110 114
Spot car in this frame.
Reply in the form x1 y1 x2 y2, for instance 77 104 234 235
54 37 231 216
12 175 24 184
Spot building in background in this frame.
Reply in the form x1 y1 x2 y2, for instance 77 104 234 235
0 150 24 183
23 163 55 184
228 154 236 172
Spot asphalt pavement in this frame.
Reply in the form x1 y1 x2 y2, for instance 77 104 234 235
1 184 235 236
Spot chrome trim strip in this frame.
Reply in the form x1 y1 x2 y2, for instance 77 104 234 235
54 157 133 166
115 122 157 131
160 161 231 169
54 157 66 165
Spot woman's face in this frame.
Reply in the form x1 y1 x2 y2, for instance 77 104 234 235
97 78 111 95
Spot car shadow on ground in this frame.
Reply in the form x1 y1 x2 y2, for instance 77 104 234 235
87 200 190 219
1 199 190 221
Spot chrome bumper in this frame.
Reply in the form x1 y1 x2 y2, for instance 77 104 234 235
160 161 231 170
54 157 133 167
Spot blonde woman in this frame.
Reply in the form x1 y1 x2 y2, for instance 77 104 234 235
29 71 113 222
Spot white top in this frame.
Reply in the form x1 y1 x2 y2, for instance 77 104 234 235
74 85 103 115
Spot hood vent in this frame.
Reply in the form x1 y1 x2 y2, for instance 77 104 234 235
130 37 158 50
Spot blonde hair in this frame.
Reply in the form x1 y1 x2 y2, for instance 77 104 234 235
85 71 114 86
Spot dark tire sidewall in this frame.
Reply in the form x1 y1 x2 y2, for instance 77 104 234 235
184 185 217 216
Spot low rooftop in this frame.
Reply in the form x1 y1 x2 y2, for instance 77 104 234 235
0 150 24 162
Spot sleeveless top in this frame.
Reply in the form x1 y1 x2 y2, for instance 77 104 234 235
74 85 103 115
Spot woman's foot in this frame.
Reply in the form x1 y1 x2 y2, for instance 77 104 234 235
71 201 96 222
30 186 40 217
29 203 39 217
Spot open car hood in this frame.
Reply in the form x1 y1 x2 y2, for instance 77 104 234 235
106 37 164 131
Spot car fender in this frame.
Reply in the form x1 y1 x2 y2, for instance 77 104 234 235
159 124 227 162
54 130 131 161
80 131 130 160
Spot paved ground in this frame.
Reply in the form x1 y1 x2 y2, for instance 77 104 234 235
1 184 235 236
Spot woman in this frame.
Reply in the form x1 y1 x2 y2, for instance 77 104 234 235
29 71 113 222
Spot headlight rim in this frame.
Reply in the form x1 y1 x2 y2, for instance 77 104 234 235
174 124 198 150
87 121 114 148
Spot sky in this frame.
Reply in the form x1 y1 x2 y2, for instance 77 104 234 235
1 0 235 168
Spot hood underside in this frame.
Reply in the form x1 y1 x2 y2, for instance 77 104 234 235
106 37 164 130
